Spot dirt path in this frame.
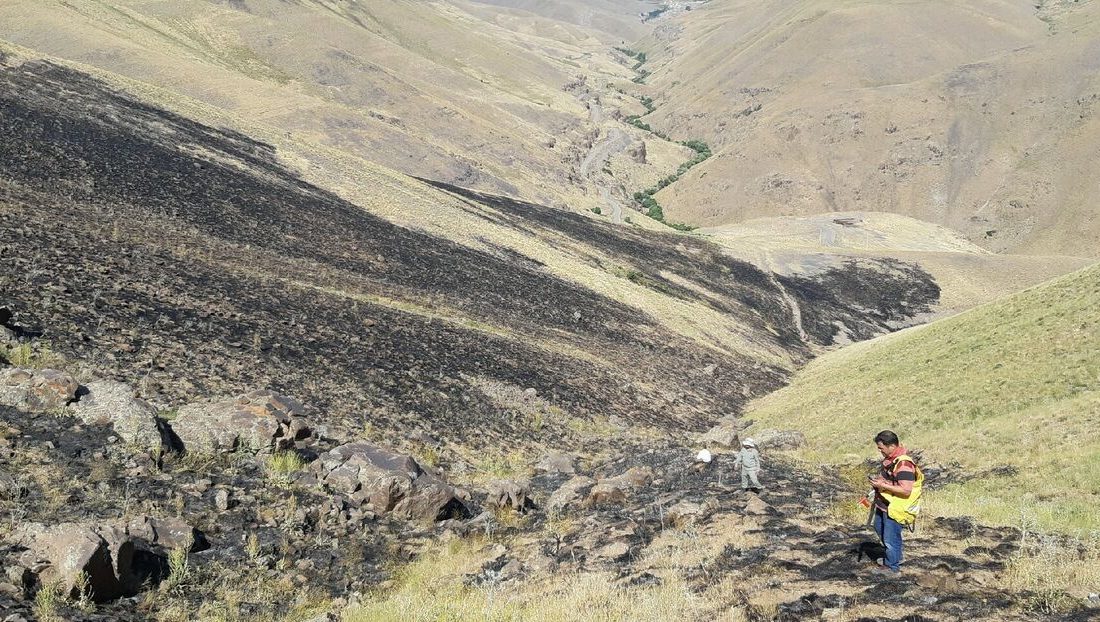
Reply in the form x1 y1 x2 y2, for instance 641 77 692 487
579 127 632 177
600 187 623 224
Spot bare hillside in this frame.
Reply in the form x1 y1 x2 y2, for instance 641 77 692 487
637 0 1100 256
0 0 660 210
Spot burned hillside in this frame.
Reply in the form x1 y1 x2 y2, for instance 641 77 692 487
1 58 937 448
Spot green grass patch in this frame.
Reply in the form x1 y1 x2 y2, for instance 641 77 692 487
746 263 1100 533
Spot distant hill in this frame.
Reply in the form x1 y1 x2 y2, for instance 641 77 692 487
746 261 1100 532
636 0 1100 256
0 0 657 210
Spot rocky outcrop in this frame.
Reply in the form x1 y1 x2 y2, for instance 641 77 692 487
70 380 164 452
312 442 468 522
171 390 313 454
13 523 138 602
0 368 77 412
126 516 208 553
535 451 577 475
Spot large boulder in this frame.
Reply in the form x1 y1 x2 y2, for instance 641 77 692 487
126 516 208 553
14 523 138 602
584 467 653 508
699 419 743 448
171 389 313 454
485 479 536 513
0 368 78 412
754 429 806 451
546 475 595 514
70 381 164 452
312 442 468 522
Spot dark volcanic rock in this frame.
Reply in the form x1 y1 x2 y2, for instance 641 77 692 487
69 380 164 452
13 522 139 602
172 389 312 454
312 442 468 522
0 368 78 412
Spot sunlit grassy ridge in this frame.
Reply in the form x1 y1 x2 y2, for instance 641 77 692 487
747 262 1100 533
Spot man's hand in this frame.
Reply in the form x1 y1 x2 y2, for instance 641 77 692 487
869 476 888 491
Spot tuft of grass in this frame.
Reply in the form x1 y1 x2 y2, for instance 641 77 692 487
412 444 441 468
469 451 531 484
343 541 714 622
747 263 1100 533
1 343 65 369
266 451 306 487
73 570 94 613
245 531 261 561
1004 531 1100 606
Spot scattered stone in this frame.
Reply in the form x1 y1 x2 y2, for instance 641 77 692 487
312 442 468 522
628 141 647 164
699 419 742 448
666 500 708 527
69 380 165 452
172 389 313 454
584 467 653 507
584 479 627 507
0 368 78 412
593 541 630 562
744 494 779 516
215 489 232 511
917 572 959 592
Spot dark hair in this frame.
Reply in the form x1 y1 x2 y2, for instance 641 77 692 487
874 430 900 446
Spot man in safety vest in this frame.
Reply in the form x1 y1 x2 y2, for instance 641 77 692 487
868 430 923 575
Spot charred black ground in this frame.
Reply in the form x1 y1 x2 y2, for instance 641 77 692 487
0 59 939 445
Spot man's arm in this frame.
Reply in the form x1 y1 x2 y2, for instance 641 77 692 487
871 462 916 498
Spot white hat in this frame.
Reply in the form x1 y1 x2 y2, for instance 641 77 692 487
742 438 755 448
695 449 712 463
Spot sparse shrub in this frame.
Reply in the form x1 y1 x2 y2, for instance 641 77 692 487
2 343 64 369
162 543 191 593
72 570 94 613
590 206 602 215
414 444 440 468
33 580 62 621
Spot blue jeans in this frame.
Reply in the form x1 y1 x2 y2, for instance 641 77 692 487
873 507 903 571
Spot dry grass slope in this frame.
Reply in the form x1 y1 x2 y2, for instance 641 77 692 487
746 262 1100 533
